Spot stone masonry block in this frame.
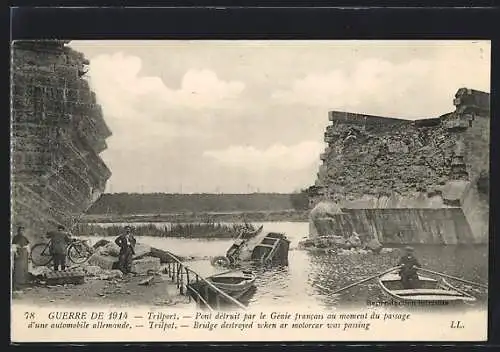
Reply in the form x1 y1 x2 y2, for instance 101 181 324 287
88 253 118 270
45 268 85 285
131 257 161 274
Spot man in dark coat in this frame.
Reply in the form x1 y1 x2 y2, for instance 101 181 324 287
398 246 421 289
12 225 30 290
46 225 73 271
115 226 136 274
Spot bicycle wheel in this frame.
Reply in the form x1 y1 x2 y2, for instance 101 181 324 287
68 242 93 264
30 243 53 266
210 256 231 267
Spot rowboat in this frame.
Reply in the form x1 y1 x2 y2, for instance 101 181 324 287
206 270 256 299
378 272 476 304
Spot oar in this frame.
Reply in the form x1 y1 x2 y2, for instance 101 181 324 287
328 266 402 296
417 267 487 289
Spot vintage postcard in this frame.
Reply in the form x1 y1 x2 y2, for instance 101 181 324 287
10 40 490 342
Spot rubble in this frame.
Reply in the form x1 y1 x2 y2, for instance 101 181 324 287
298 232 384 254
93 239 110 249
26 242 180 289
96 242 121 257
94 240 153 260
28 263 123 284
131 257 161 274
365 238 383 253
29 265 53 278
132 243 153 260
338 248 370 255
150 247 184 263
88 253 117 270
98 269 123 280
85 241 178 276
44 269 85 285
138 276 155 286
82 265 104 277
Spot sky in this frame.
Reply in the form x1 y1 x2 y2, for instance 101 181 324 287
69 40 491 194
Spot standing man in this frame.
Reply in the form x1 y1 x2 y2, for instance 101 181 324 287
115 226 136 274
46 225 73 271
12 225 30 290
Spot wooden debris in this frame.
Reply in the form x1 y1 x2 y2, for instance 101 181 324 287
150 247 184 263
44 269 85 286
138 276 155 286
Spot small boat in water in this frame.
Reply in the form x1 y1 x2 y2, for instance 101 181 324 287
206 270 256 299
378 272 476 304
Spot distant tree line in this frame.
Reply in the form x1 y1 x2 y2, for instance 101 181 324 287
85 192 311 215
289 189 310 210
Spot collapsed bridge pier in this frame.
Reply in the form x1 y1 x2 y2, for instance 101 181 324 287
308 88 490 244
11 40 112 241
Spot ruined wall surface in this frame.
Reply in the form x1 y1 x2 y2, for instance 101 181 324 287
313 208 474 245
11 40 112 240
320 114 459 202
309 88 490 244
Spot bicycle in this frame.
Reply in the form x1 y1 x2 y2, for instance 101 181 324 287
30 239 95 266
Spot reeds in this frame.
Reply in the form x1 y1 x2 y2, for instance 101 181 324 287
75 221 256 239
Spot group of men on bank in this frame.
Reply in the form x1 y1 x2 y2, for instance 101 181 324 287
11 224 138 290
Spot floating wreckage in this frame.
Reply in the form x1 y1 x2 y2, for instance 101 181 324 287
298 231 384 254
211 225 290 267
299 201 385 254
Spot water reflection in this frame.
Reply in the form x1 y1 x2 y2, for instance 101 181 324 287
238 286 258 306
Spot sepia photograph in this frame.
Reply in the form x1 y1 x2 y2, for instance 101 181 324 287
10 39 490 342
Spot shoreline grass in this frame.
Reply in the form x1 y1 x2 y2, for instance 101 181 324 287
75 221 257 239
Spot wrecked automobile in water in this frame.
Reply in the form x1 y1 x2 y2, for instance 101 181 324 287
211 225 290 268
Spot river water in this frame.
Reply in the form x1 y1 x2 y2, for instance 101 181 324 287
82 221 488 311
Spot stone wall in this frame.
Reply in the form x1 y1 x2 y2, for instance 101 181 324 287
309 88 490 244
313 208 475 245
11 40 112 240
321 114 461 200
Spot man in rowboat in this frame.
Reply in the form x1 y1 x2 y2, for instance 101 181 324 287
398 246 421 289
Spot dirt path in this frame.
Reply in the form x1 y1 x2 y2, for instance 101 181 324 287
12 274 196 309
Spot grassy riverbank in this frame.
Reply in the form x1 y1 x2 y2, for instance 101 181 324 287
75 221 257 239
81 210 309 224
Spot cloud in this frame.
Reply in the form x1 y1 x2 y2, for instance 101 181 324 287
203 141 325 171
272 44 490 119
88 52 245 113
84 52 246 151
